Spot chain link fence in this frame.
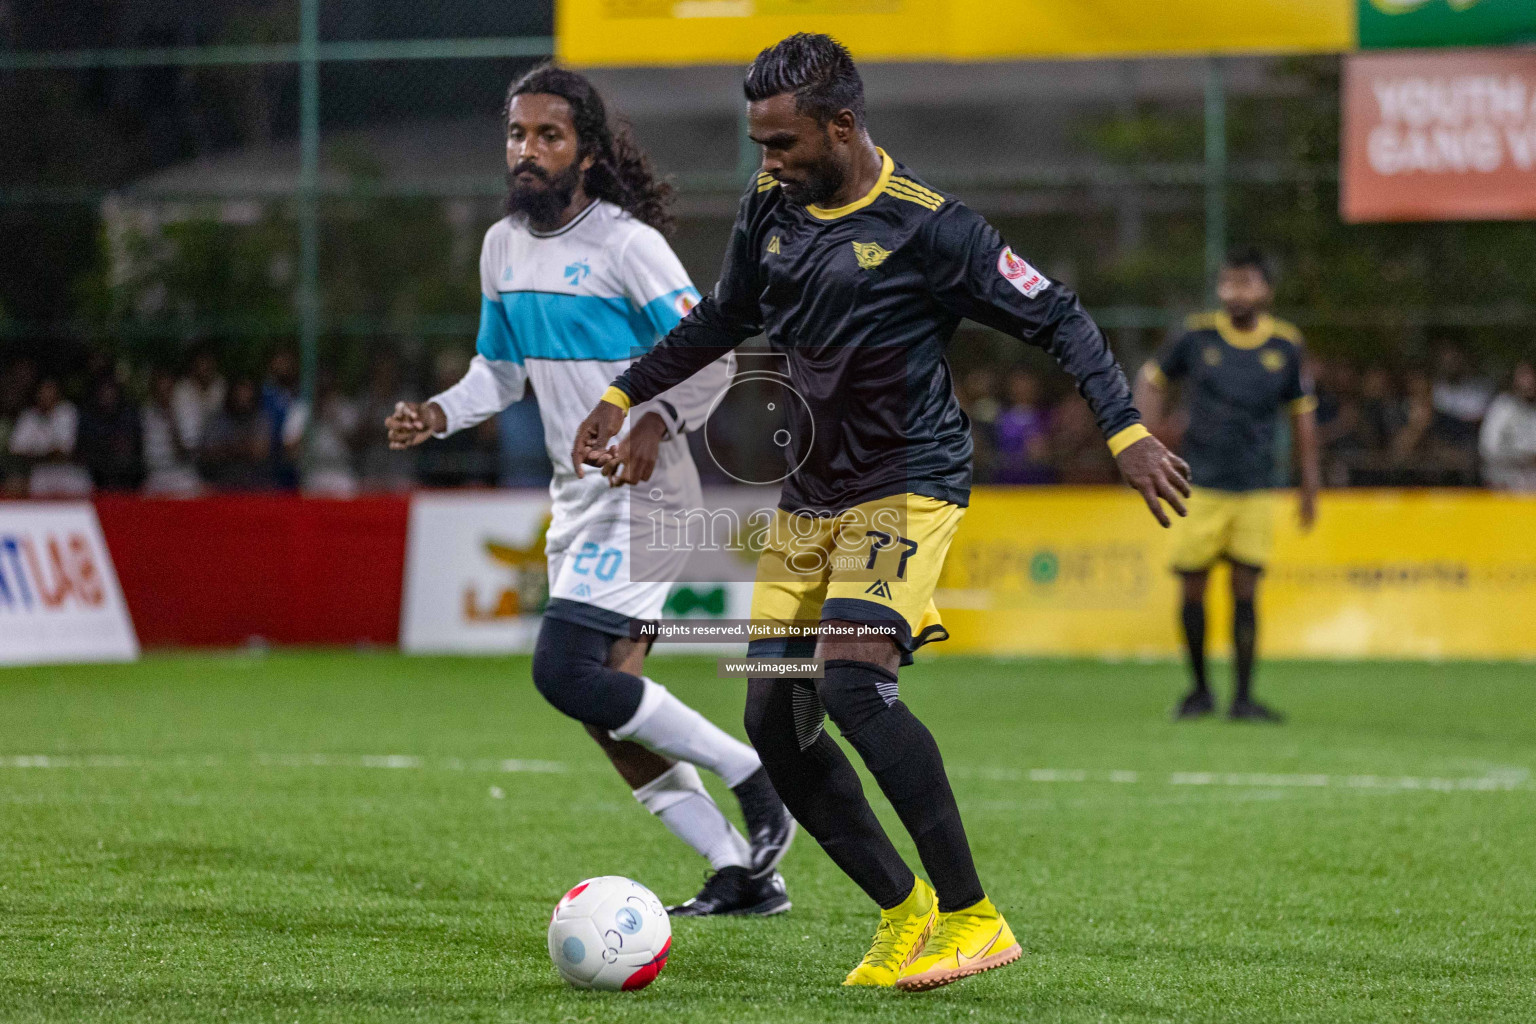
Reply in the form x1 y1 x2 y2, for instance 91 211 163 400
3 2 1534 493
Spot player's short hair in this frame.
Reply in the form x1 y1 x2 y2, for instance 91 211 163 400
1223 246 1274 284
744 33 866 129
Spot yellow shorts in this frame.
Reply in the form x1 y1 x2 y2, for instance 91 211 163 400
1170 486 1276 572
748 493 965 657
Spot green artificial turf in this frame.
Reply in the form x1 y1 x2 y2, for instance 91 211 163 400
1 651 1533 1022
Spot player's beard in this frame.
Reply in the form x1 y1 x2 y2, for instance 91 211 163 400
779 156 845 208
505 161 583 225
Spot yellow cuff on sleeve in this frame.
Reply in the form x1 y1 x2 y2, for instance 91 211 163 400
1107 423 1151 457
600 385 632 414
1290 395 1319 415
1141 363 1167 388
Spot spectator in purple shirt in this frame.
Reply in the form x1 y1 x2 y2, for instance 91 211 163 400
993 369 1055 484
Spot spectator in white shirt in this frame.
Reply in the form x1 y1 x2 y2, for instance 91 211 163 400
142 367 202 496
1480 360 1536 492
171 348 226 450
8 378 92 496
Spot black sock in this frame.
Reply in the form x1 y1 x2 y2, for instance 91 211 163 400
744 677 915 910
1233 598 1257 701
821 660 985 914
1181 601 1208 694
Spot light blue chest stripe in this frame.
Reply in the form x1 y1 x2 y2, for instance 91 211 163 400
478 291 669 363
476 295 523 364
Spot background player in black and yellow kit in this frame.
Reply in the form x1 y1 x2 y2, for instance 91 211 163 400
573 34 1190 991
1135 248 1320 723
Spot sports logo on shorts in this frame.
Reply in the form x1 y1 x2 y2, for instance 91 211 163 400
674 292 698 317
997 247 1049 298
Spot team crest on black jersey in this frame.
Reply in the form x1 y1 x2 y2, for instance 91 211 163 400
852 241 892 270
1260 349 1285 372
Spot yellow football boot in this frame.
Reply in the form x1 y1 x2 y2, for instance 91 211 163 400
895 896 1021 991
842 878 938 987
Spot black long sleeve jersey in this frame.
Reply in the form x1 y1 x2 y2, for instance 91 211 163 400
611 149 1142 514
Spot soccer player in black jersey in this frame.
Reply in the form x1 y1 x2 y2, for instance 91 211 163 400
572 33 1190 991
1135 248 1321 723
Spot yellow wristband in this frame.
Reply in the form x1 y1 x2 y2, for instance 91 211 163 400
600 385 632 414
1107 423 1151 457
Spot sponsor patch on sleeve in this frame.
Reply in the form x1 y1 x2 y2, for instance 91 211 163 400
997 247 1050 299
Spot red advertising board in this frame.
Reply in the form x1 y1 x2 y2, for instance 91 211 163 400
94 494 410 647
1342 49 1536 222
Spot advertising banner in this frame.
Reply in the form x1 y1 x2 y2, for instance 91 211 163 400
1342 49 1536 222
0 502 139 666
558 0 1351 67
935 488 1536 660
399 491 754 654
1360 0 1536 51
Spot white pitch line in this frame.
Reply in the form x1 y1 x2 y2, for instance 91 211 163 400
948 766 1531 793
1 754 571 773
1 756 1526 792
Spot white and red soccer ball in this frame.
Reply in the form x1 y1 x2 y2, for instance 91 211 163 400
547 876 672 991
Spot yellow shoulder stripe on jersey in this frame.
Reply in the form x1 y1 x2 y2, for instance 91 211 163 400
757 173 779 193
1141 362 1168 388
889 176 944 206
1107 424 1151 457
884 179 943 210
1270 318 1304 346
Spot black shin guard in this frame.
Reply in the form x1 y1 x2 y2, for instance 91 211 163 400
744 677 914 910
1233 598 1257 701
1181 600 1209 693
820 660 985 913
530 617 644 730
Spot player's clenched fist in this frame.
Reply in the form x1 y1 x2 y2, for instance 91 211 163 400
385 401 446 450
1116 434 1192 528
571 399 626 478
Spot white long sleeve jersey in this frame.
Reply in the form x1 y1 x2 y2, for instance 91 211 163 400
431 201 732 521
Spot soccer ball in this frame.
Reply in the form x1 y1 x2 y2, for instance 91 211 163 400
547 876 672 991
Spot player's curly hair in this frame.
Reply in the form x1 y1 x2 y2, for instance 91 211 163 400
507 65 675 235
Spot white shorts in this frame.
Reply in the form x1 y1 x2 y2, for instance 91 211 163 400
546 511 674 634
543 454 701 636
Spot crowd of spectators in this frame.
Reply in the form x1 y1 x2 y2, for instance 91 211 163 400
3 341 1534 497
958 342 1536 492
0 347 511 498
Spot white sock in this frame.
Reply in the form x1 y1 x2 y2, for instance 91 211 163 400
611 678 762 789
633 762 750 871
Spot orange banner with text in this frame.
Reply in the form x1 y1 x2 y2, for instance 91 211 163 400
935 488 1536 659
1342 49 1536 222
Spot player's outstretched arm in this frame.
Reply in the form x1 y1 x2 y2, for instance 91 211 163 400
920 201 1190 526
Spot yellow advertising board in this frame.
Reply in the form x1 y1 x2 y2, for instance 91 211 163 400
935 488 1536 659
557 0 1353 66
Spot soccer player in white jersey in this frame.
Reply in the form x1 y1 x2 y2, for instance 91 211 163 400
386 66 794 916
